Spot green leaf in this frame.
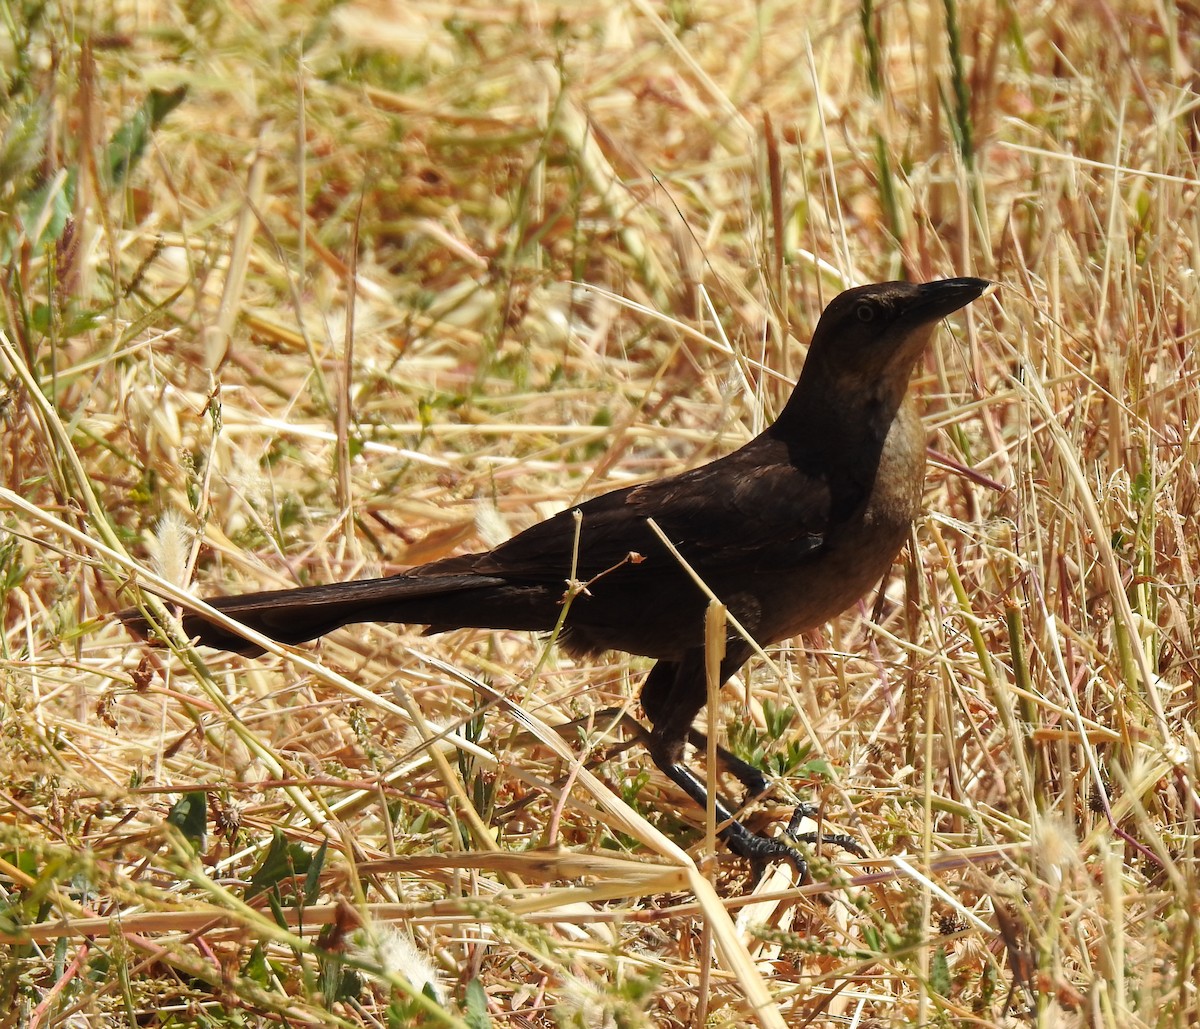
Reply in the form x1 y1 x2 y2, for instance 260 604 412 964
103 85 188 188
463 978 493 1028
241 944 272 986
166 791 208 852
247 827 315 899
930 944 952 997
0 100 49 193
10 172 74 257
303 841 328 904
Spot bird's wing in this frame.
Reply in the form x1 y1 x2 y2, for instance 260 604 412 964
624 440 832 569
475 437 832 583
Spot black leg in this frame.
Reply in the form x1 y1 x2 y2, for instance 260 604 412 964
640 648 808 874
552 706 771 798
652 741 809 877
686 728 770 797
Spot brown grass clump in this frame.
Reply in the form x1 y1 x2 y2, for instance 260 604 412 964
2 1 1198 1026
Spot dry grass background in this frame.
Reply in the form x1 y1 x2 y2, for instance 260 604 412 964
1 0 1198 1026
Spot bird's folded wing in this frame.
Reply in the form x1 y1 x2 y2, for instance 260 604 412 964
474 441 832 583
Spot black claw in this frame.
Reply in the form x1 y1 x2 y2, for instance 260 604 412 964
729 762 770 799
721 820 808 881
785 801 819 831
685 728 771 797
652 727 863 874
655 755 809 876
784 803 867 858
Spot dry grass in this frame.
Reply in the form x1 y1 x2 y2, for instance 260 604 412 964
2 0 1199 1025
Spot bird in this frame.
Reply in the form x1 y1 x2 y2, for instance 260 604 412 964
120 277 992 871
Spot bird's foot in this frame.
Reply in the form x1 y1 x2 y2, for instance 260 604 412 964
720 819 808 882
720 805 865 881
784 803 867 858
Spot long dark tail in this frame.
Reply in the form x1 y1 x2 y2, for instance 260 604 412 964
117 570 518 656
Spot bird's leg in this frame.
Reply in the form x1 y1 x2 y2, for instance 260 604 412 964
640 651 807 875
493 708 771 839
653 743 808 877
549 706 770 798
686 728 770 797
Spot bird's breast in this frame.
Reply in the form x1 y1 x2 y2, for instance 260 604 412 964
861 401 926 530
751 401 926 644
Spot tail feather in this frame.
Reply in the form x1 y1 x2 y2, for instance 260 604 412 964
118 571 511 656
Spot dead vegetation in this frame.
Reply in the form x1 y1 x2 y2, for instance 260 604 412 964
1 1 1198 1026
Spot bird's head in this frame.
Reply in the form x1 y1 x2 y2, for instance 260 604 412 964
782 277 993 423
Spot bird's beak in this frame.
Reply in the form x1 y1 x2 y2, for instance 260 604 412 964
910 277 995 323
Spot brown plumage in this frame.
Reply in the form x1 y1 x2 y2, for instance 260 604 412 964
120 277 992 869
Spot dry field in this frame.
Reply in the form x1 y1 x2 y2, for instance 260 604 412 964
1 1 1198 1026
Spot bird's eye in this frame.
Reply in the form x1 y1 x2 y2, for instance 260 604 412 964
855 303 875 323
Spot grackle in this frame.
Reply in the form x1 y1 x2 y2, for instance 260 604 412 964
120 278 992 870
